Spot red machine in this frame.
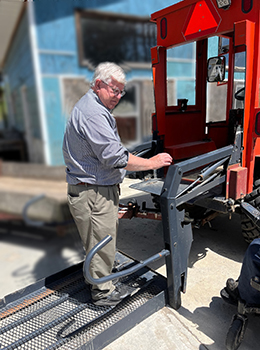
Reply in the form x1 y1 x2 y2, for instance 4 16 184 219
140 0 260 242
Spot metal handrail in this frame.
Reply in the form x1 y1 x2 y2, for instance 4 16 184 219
83 235 170 285
22 194 45 226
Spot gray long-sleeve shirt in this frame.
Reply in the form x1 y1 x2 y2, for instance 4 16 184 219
62 89 129 185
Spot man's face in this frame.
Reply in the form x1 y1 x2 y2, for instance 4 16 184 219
94 77 125 110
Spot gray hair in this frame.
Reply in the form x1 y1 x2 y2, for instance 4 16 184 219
91 62 126 87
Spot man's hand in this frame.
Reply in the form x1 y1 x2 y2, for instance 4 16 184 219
148 153 173 169
125 152 172 172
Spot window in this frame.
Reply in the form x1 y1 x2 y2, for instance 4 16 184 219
113 82 140 145
166 42 196 106
76 10 156 67
207 36 228 123
233 51 246 109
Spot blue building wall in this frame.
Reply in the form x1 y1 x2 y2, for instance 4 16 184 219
4 0 199 166
34 0 177 165
4 10 41 141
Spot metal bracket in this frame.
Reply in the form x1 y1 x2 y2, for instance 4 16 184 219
241 202 260 228
160 145 234 309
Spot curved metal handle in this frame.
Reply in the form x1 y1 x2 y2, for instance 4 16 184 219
83 234 170 285
22 194 45 227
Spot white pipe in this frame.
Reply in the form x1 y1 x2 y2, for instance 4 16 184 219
28 2 50 165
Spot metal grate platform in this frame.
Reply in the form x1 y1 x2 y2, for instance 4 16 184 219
0 252 167 350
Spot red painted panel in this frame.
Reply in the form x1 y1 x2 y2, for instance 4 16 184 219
165 140 216 160
227 166 248 200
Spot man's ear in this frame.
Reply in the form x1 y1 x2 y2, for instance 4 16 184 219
94 79 101 92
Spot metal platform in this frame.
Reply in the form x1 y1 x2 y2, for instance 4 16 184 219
0 252 167 350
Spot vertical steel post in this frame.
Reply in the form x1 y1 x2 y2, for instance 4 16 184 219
160 164 193 309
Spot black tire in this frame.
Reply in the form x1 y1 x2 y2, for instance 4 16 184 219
226 317 247 350
241 179 260 243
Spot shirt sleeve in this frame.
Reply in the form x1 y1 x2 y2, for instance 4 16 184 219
79 109 129 169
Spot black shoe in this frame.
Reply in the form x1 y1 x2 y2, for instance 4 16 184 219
93 284 132 306
220 278 240 306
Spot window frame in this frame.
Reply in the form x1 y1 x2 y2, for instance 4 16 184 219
75 9 156 69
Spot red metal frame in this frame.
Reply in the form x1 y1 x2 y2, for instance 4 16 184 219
151 0 260 195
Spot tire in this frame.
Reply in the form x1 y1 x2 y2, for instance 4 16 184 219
226 316 247 350
241 179 260 243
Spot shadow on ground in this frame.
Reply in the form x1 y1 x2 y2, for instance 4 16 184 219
0 222 84 297
180 296 260 350
117 194 248 273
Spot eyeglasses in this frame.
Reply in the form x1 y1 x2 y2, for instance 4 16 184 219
101 80 126 97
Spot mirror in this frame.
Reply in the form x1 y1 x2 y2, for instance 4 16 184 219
207 56 226 82
234 87 245 101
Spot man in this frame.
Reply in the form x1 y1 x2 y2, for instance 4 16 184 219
221 238 260 306
63 62 172 306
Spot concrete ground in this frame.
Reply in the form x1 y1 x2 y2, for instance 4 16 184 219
0 177 259 349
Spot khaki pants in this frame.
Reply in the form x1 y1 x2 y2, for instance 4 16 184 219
67 183 119 300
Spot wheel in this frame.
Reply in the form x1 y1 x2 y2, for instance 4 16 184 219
226 316 248 350
241 179 260 243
